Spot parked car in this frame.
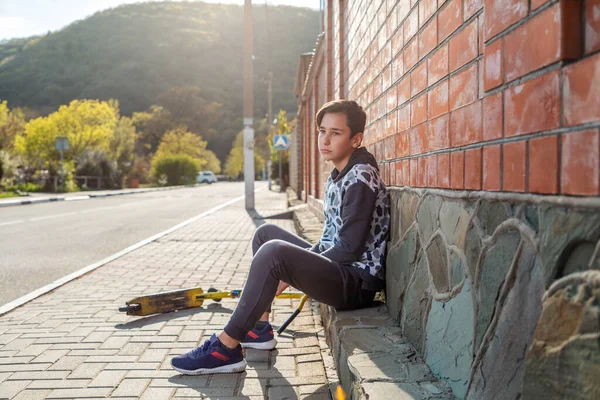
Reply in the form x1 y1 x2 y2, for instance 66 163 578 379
197 171 218 184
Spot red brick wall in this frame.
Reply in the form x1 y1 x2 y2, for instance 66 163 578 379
308 90 316 199
301 0 600 199
299 37 335 206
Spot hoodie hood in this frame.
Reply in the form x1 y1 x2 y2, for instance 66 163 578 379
331 147 379 183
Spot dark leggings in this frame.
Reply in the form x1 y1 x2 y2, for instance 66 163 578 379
223 223 375 341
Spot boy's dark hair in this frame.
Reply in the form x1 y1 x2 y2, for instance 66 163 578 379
316 100 366 138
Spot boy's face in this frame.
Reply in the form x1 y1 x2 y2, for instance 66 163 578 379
318 112 363 165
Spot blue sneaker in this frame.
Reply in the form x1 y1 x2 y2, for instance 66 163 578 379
171 334 246 375
240 322 277 350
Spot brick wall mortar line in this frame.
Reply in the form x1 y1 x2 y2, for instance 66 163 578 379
500 141 505 191
484 0 561 44
356 12 484 113
350 4 483 102
484 61 564 96
560 62 566 128
558 133 563 194
525 139 530 192
462 145 467 190
345 3 419 95
365 56 482 130
583 0 588 53
377 120 600 161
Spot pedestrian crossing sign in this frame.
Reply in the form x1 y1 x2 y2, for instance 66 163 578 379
273 134 290 150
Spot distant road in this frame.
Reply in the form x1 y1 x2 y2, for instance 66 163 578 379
0 182 253 306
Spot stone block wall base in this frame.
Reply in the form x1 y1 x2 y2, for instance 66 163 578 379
320 303 455 400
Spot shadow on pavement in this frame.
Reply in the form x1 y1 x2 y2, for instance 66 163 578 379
247 208 294 229
276 328 318 340
164 208 330 398
167 325 332 399
114 303 233 330
167 351 331 399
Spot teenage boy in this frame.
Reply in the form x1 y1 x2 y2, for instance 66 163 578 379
171 100 390 375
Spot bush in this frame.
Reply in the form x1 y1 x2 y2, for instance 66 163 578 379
151 154 199 186
76 151 121 189
0 151 16 187
5 182 43 192
127 157 152 184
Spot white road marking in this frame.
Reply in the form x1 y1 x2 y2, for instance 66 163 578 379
0 220 24 227
30 212 78 222
5 195 163 225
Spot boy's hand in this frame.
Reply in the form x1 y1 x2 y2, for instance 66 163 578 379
275 281 289 296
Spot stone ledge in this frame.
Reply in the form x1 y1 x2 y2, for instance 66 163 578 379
288 189 322 244
321 304 455 400
287 188 455 400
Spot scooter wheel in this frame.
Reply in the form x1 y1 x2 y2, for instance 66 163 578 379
118 304 141 313
207 287 221 302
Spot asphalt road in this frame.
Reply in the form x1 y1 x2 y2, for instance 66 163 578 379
0 182 258 306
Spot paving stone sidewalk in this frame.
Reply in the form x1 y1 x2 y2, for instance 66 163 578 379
0 189 336 399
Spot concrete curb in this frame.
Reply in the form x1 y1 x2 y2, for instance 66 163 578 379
0 184 200 208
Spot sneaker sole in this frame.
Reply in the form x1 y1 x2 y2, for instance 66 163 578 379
240 338 277 350
171 359 247 375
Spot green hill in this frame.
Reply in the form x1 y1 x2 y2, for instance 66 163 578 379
0 2 320 160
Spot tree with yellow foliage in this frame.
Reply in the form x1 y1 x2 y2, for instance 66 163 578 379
266 110 293 183
0 100 26 152
15 100 118 170
224 130 264 179
13 99 136 190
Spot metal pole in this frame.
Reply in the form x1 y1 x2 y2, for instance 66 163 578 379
279 150 283 192
267 71 273 134
243 0 255 209
268 159 272 190
60 149 64 193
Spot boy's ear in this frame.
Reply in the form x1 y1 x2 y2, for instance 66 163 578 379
351 132 364 148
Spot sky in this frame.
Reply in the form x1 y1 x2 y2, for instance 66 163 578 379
0 0 321 40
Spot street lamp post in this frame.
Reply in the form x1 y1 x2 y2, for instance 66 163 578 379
243 0 255 210
16 165 24 192
279 149 283 192
55 136 69 193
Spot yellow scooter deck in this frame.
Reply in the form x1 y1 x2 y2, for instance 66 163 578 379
119 287 304 317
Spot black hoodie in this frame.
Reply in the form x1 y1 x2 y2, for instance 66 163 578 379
330 146 379 183
310 146 390 291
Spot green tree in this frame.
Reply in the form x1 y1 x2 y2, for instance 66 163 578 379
223 141 243 179
0 101 26 151
202 150 222 174
267 110 292 180
152 126 221 175
156 86 223 140
0 101 24 184
154 126 208 161
110 115 137 184
132 105 176 156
